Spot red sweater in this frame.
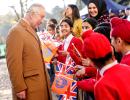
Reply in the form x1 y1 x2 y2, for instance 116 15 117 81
95 64 130 100
77 67 98 92
120 53 130 66
77 53 130 94
57 37 83 65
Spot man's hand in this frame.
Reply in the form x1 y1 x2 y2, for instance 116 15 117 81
16 90 26 99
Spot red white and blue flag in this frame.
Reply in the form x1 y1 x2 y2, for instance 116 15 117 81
56 61 75 75
52 62 77 99
65 54 76 67
51 74 76 95
58 81 77 100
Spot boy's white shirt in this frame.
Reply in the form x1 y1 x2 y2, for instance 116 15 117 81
100 60 118 76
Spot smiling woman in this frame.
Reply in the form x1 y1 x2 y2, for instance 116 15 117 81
87 0 110 24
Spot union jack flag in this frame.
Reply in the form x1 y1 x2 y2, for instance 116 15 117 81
56 61 64 74
56 61 75 75
58 81 77 100
65 54 76 67
65 65 75 74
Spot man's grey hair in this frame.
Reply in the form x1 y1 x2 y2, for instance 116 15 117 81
27 3 45 14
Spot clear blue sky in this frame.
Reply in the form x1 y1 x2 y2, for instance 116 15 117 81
0 0 76 15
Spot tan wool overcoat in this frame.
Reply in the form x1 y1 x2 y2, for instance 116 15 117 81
6 19 52 100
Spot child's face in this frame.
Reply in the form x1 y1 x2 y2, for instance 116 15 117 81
60 21 71 37
47 26 55 35
111 37 122 53
82 21 93 32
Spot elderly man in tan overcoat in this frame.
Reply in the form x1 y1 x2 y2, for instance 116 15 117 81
6 3 52 100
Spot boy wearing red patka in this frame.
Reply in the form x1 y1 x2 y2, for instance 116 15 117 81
110 17 130 65
76 30 98 92
83 33 130 100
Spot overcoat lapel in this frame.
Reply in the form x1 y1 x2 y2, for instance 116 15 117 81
19 19 39 43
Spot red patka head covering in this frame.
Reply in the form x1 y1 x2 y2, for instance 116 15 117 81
83 33 112 59
81 29 94 41
110 17 130 43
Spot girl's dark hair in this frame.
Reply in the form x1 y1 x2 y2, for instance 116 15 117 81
48 18 58 25
47 24 56 30
83 17 98 29
60 18 73 28
65 4 80 23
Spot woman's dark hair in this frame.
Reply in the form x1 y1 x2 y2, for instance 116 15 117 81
65 4 80 23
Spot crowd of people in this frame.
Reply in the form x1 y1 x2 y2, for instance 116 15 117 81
6 0 130 100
